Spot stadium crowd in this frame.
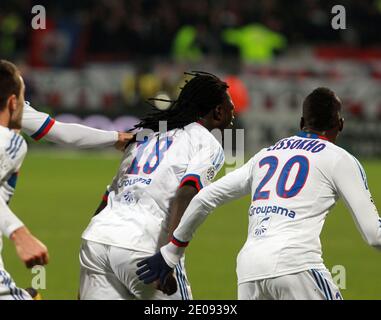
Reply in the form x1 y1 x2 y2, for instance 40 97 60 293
1 0 381 63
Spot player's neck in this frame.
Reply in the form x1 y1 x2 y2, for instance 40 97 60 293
196 119 213 131
302 128 337 144
0 110 11 128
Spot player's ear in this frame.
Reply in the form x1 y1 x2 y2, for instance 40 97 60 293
213 104 223 121
339 118 344 132
300 117 305 130
7 95 17 112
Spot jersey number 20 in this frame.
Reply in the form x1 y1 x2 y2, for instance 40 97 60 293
253 155 309 201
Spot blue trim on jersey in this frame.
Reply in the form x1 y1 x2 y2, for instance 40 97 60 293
175 263 190 300
10 136 24 159
7 172 18 189
178 263 189 300
323 278 333 300
212 148 224 171
296 131 328 140
180 174 203 190
297 131 320 139
31 116 52 140
175 266 185 300
5 132 17 152
352 156 369 190
311 269 332 300
0 270 21 300
5 132 24 160
315 269 332 300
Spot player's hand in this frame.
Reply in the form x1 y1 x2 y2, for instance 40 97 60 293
114 132 134 151
10 226 49 268
136 252 173 287
154 272 178 295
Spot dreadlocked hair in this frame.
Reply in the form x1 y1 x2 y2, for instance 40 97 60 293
134 71 229 132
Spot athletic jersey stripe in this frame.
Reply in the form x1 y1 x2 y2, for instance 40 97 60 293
352 156 368 190
313 269 332 300
178 263 190 300
7 135 20 156
5 133 17 152
213 148 224 170
317 271 332 300
176 264 189 300
11 136 24 159
311 269 329 300
0 271 19 300
175 266 185 300
31 117 55 141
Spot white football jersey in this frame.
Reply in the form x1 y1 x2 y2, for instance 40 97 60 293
21 102 55 141
82 122 225 253
0 127 27 268
174 131 381 283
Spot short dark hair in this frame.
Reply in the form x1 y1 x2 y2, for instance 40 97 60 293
135 71 229 132
0 60 21 110
302 87 341 131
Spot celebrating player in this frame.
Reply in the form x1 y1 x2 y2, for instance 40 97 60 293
80 72 235 300
137 87 381 300
0 60 49 300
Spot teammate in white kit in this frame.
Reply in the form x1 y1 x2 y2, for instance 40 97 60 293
137 87 381 300
80 72 235 300
0 60 49 300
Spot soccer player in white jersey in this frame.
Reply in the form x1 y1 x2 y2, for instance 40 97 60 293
137 87 381 300
0 60 49 300
80 72 235 300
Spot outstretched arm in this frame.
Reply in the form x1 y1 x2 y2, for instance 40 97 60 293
21 102 133 149
43 120 119 148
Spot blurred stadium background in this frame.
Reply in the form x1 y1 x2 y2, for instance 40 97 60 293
1 0 381 299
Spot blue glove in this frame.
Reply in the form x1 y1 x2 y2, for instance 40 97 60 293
136 251 173 285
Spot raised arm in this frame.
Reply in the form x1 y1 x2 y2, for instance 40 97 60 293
332 154 381 249
21 102 132 149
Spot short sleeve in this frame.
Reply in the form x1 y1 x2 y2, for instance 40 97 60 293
179 139 225 191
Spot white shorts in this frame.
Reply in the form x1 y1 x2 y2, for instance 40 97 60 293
238 269 343 300
79 239 192 300
0 269 32 300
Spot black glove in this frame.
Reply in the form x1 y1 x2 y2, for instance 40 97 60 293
136 251 173 286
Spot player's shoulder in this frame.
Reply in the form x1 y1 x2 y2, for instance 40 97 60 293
0 127 27 168
22 101 51 120
326 142 364 171
0 126 22 148
23 101 37 116
248 147 270 165
183 122 222 150
322 140 356 162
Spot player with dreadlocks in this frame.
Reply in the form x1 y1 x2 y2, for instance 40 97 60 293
79 72 235 300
